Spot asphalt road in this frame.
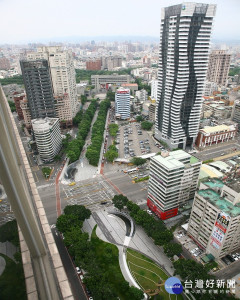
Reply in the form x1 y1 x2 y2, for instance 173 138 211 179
92 212 117 244
51 227 88 300
195 141 240 161
215 260 240 280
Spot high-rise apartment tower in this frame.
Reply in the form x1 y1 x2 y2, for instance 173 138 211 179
206 50 231 86
26 46 78 126
155 3 216 150
20 60 56 119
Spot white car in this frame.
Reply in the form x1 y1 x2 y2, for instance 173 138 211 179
80 275 84 281
147 209 153 215
76 267 81 275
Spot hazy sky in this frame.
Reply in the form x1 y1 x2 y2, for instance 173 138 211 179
0 0 239 44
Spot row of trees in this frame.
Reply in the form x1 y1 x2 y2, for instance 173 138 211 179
66 101 97 163
56 205 143 300
105 144 118 162
108 123 119 137
0 75 23 86
112 195 182 257
86 100 110 166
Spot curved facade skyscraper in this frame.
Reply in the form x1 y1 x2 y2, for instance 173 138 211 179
155 2 216 150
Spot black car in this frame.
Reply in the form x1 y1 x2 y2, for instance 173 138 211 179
226 255 235 263
221 257 231 265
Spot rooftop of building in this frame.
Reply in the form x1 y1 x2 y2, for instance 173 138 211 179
197 189 240 217
32 117 58 127
201 177 225 189
121 83 138 87
153 150 199 170
200 124 235 134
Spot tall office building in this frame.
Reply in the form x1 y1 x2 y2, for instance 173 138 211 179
147 150 201 220
115 87 130 120
206 50 231 86
26 46 78 126
20 60 56 119
155 3 216 150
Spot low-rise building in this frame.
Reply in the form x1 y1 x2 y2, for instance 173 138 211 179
91 74 131 92
188 177 240 259
32 118 62 163
195 124 237 149
135 89 148 102
121 83 138 95
13 92 25 120
147 150 201 220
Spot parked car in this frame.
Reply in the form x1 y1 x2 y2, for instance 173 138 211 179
147 209 153 215
76 267 81 275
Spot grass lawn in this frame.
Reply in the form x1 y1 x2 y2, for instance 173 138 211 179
91 225 129 300
126 248 184 300
0 253 26 300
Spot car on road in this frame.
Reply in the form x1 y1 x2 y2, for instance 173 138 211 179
221 153 225 156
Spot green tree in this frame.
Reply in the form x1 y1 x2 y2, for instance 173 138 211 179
63 205 91 221
163 242 182 257
108 124 119 137
56 214 83 233
173 259 212 282
0 75 23 86
141 121 153 130
128 286 144 300
106 90 115 101
136 115 144 122
130 157 146 166
0 220 19 247
105 149 118 162
112 194 129 211
8 101 16 112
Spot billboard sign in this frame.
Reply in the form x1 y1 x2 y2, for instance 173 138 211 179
210 211 230 249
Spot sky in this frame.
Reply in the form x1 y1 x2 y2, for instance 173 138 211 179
0 0 239 44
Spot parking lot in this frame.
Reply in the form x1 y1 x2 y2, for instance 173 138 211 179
116 122 162 159
174 231 204 260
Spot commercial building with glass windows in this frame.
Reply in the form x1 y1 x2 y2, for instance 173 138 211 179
115 87 130 120
147 150 201 220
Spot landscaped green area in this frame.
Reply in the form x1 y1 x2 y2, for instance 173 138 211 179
0 254 27 300
66 100 97 163
90 226 143 300
126 248 183 300
134 176 149 183
86 99 111 166
56 206 143 300
0 220 26 300
41 167 52 179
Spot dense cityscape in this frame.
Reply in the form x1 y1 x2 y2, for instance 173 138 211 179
0 1 240 300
